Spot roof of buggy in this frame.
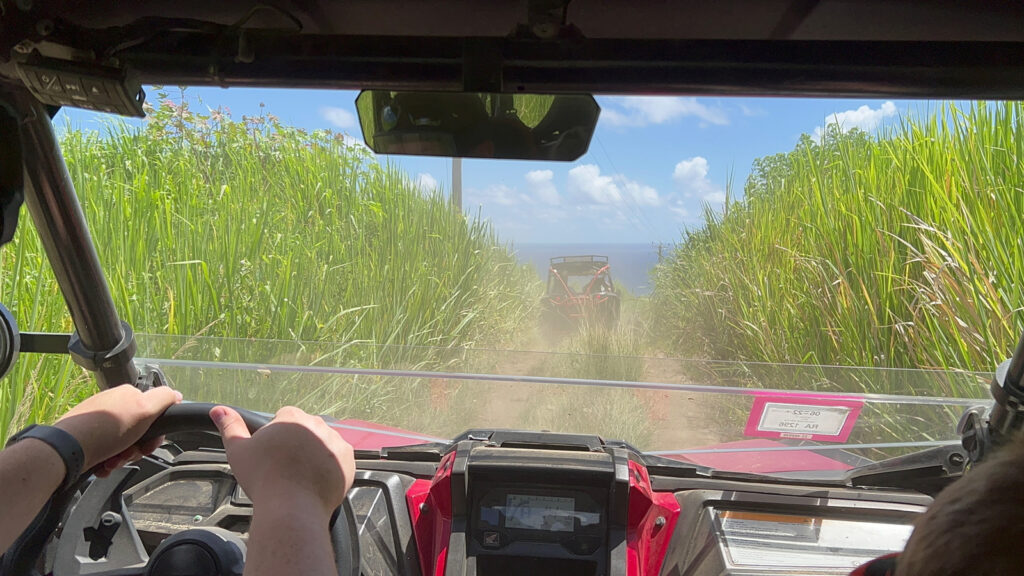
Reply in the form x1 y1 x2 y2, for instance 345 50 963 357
549 255 610 276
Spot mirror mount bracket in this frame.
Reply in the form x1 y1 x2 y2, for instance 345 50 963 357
519 0 577 40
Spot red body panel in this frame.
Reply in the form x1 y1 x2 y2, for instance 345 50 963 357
666 438 853 473
329 418 854 475
406 452 456 576
627 460 681 576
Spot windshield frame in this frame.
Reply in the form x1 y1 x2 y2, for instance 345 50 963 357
5 6 1024 481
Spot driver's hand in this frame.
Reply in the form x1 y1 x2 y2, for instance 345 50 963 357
54 384 183 476
211 405 355 517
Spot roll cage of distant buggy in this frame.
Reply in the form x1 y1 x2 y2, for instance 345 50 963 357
543 255 620 326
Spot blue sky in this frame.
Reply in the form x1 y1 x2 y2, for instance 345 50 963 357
59 88 917 245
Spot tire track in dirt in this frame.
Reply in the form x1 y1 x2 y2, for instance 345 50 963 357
474 325 558 429
639 355 724 450
468 321 725 450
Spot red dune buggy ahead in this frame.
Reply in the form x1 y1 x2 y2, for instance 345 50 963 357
542 255 621 327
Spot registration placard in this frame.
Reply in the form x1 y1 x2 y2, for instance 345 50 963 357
744 395 863 442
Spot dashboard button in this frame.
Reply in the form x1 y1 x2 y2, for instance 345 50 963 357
36 71 61 94
481 531 502 548
565 535 601 555
82 78 110 102
61 76 86 100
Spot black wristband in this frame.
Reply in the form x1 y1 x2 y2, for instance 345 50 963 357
5 424 85 492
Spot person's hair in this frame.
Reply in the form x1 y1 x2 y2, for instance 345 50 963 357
896 439 1024 575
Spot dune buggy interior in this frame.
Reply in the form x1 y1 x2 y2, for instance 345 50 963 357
4 2 1024 575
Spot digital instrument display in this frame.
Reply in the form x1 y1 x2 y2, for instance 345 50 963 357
505 494 576 532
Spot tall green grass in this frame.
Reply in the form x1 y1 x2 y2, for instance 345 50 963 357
653 102 1024 393
561 320 646 383
0 95 539 442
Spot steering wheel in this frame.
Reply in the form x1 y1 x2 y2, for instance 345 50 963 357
137 402 270 445
3 403 360 576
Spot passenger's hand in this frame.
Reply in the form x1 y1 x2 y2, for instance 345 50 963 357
54 384 183 475
211 405 355 517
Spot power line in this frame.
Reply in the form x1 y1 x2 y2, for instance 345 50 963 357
594 134 658 235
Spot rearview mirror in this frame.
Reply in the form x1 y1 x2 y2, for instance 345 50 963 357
355 91 600 161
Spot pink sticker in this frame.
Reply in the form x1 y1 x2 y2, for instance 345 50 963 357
744 393 863 443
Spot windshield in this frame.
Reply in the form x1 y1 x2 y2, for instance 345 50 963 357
1 91 1012 477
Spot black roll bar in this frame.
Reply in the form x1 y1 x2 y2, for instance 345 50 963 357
13 91 138 389
984 332 1024 438
960 329 1024 464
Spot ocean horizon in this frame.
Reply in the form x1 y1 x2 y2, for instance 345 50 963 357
513 242 668 295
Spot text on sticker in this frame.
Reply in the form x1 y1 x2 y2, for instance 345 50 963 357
757 403 851 436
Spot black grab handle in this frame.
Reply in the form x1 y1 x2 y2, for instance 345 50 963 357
139 402 271 445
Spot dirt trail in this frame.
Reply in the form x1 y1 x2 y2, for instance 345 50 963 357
473 325 554 429
470 321 725 451
639 355 723 450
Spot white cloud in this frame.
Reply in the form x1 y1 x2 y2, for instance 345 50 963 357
672 156 723 203
738 103 763 117
668 202 690 219
602 97 728 127
814 101 897 141
568 165 621 204
567 164 660 207
466 171 562 218
470 184 521 206
702 191 728 203
320 106 357 130
619 179 659 207
415 173 438 191
524 170 560 205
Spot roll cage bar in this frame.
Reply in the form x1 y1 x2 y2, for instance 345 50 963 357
0 91 139 390
547 256 613 298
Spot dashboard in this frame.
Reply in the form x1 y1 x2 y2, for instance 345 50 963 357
45 430 929 576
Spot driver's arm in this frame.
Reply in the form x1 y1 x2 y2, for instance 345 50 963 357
211 406 355 576
0 385 182 552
